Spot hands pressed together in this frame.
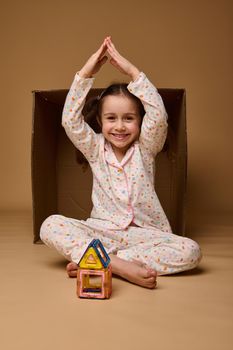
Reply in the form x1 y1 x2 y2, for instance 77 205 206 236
79 36 140 81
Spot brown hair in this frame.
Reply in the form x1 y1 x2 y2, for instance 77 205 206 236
76 83 145 168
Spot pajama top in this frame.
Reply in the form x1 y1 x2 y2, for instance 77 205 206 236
62 72 172 233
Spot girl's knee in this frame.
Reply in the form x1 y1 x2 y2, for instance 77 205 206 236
184 238 202 267
40 214 62 242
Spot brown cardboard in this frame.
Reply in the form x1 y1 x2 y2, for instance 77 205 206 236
31 88 187 243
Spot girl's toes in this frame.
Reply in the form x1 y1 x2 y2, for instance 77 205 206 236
66 262 77 271
147 268 157 278
146 277 157 289
66 262 78 277
142 267 157 279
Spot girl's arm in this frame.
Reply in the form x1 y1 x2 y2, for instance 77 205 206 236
106 37 168 157
62 74 100 162
106 37 140 81
128 73 168 157
62 39 108 161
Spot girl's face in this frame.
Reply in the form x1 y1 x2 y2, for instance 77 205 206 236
100 94 141 158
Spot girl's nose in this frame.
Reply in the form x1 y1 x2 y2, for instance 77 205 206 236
115 120 125 131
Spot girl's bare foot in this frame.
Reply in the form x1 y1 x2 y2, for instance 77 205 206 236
66 256 157 289
110 255 157 289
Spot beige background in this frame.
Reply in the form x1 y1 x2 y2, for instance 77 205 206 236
0 2 232 348
0 0 232 224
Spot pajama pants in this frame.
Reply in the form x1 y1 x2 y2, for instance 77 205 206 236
40 214 202 275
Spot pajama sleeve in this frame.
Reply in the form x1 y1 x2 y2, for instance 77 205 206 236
62 73 100 162
127 72 168 157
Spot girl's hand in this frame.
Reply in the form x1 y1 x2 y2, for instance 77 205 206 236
106 37 140 81
79 39 108 78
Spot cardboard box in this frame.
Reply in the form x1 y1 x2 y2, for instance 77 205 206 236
31 87 187 243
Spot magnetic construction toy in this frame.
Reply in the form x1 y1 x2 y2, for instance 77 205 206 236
77 239 112 299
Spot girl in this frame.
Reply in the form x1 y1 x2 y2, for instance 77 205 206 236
40 37 202 289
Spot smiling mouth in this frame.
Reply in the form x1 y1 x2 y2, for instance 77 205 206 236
111 134 130 140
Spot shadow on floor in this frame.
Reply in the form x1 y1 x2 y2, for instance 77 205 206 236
47 258 68 269
165 265 208 277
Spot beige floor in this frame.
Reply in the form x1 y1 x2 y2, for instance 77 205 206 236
0 212 232 350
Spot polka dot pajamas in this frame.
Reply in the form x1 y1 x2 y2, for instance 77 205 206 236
40 71 202 275
40 214 202 275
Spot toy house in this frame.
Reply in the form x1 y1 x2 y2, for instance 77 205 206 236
77 239 112 299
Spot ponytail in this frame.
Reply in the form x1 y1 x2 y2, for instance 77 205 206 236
83 96 102 133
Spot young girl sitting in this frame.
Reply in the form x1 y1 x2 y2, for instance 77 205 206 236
40 37 202 289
